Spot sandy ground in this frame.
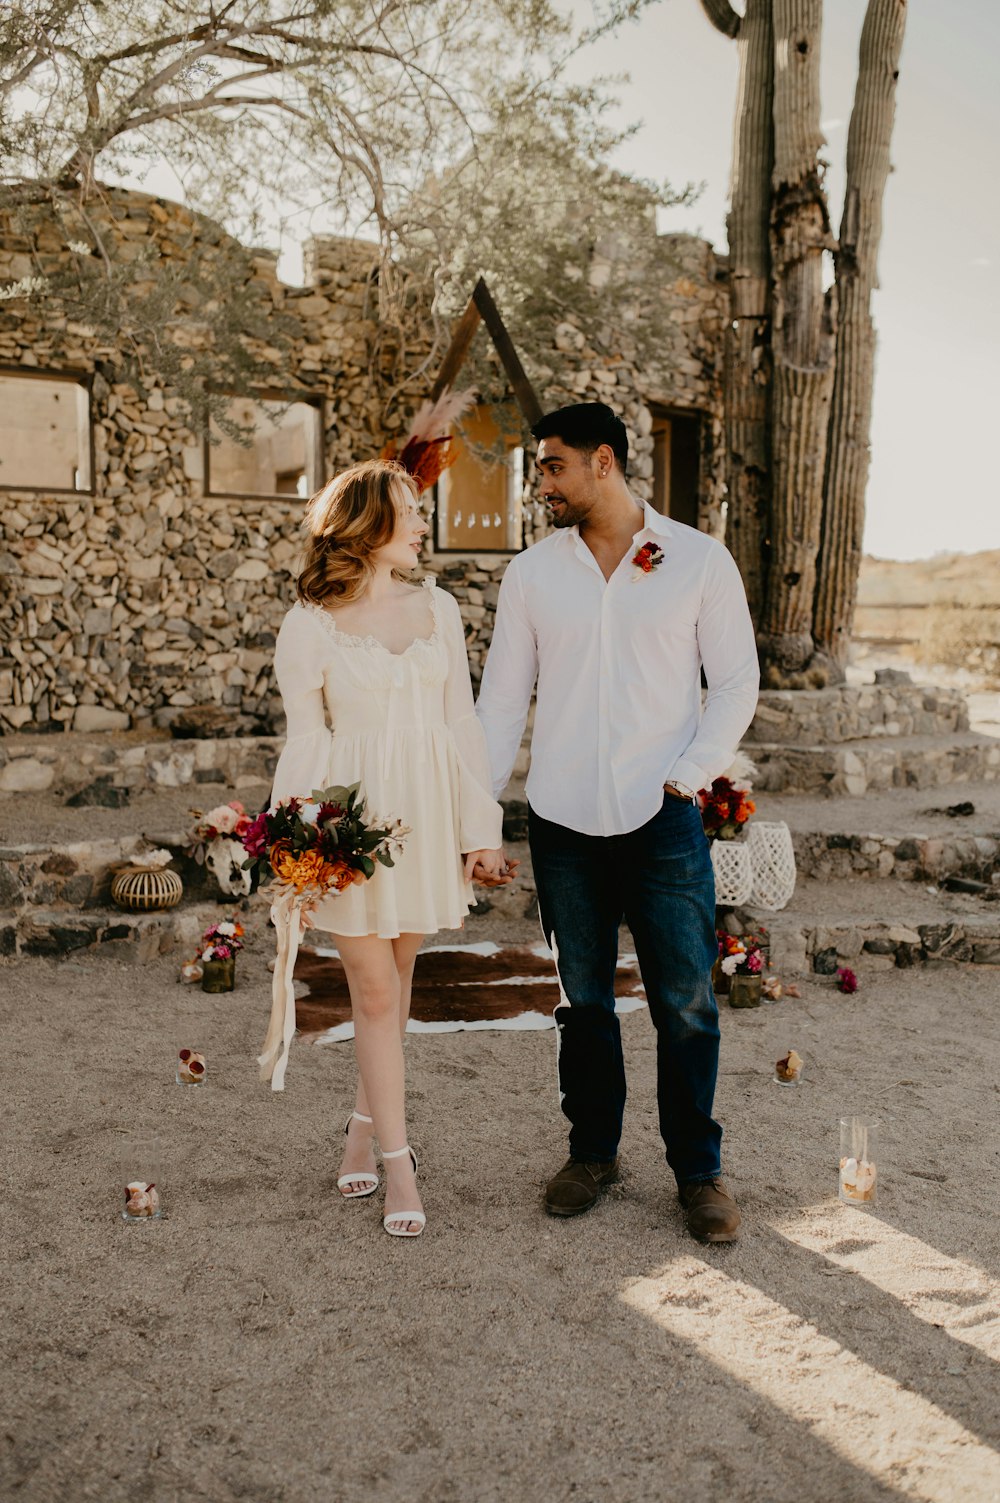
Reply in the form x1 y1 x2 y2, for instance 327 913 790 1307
3 935 1000 1503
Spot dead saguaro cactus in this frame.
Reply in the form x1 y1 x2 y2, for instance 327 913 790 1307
701 0 907 684
813 0 907 675
759 0 836 674
715 0 775 626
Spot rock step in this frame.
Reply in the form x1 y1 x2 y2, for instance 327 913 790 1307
752 783 1000 886
745 682 969 746
0 730 281 795
752 731 1000 796
0 893 271 962
741 877 1000 975
0 825 251 912
787 827 999 886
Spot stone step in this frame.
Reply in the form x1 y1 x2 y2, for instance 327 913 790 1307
751 731 1000 796
754 781 1000 885
738 876 1000 975
0 782 270 912
0 728 281 796
745 681 969 746
0 892 271 961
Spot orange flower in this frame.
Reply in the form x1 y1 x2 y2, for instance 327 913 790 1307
268 839 293 878
272 846 337 894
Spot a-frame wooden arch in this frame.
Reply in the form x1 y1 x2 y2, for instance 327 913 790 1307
428 277 543 427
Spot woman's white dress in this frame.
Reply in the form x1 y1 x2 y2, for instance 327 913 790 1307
270 578 504 938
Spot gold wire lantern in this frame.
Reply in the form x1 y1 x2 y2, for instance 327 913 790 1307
111 865 183 912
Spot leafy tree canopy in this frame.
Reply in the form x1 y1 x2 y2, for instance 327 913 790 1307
1 0 694 425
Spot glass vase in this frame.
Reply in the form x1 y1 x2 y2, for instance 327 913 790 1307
201 958 235 993
711 957 731 995
728 973 762 1009
839 1117 878 1206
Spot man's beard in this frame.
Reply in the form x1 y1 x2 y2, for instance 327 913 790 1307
545 498 581 528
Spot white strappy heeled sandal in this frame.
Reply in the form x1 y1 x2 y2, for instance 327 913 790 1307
381 1145 426 1237
336 1111 380 1199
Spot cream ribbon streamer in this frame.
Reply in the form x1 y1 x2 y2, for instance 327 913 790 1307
257 884 306 1092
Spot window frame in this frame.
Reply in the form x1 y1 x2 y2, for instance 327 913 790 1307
648 402 703 529
0 365 96 496
431 419 526 556
202 389 325 502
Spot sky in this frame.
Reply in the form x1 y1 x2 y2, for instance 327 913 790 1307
562 0 1000 561
115 1 1000 561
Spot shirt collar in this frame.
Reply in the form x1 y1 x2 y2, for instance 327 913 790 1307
637 502 671 540
564 500 671 551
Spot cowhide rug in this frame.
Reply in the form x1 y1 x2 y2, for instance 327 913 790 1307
293 941 647 1040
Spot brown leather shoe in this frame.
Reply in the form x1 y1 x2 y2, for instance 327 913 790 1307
678 1178 742 1243
544 1157 620 1217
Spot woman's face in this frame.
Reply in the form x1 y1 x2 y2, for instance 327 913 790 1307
374 481 428 571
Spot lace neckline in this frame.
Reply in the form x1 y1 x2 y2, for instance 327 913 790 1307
301 579 440 657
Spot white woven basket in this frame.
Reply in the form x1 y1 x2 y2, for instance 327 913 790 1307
711 839 754 906
746 821 797 911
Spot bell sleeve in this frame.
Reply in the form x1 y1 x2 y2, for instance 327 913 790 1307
439 588 505 853
269 608 334 807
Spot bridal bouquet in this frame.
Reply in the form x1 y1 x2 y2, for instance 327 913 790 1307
241 786 409 1091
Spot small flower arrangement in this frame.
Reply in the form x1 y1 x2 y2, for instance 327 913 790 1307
699 753 757 841
241 784 409 902
836 966 859 994
632 541 664 580
189 802 256 897
200 919 245 963
699 777 756 840
717 930 767 977
190 801 254 850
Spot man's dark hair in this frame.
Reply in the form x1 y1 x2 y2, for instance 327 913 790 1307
531 402 629 478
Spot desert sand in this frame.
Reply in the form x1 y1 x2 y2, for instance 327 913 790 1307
3 922 1000 1503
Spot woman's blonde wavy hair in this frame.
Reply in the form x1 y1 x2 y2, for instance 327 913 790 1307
296 459 420 607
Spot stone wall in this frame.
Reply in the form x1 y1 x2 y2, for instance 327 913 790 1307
0 187 726 731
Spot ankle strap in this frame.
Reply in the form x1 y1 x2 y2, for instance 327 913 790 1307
351 1111 373 1124
382 1144 412 1159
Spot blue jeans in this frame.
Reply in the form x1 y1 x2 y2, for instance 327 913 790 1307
528 795 722 1186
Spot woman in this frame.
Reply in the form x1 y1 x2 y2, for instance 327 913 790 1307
270 459 508 1238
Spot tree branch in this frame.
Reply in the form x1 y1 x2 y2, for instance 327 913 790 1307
699 0 742 38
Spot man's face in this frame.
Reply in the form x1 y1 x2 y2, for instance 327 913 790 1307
535 436 601 529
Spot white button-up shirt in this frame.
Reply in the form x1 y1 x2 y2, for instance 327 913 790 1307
475 503 760 837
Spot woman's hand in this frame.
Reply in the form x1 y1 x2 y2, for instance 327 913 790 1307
463 848 519 886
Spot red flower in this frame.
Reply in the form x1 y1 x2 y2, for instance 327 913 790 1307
241 809 270 859
631 542 664 573
836 967 858 994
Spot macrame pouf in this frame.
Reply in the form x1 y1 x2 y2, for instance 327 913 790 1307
746 821 797 911
711 839 754 906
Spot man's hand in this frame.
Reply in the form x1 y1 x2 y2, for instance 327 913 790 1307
463 848 520 886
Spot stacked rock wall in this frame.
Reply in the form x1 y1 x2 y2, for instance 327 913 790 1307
0 188 726 730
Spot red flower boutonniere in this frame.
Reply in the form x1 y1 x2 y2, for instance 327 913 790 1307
631 541 664 581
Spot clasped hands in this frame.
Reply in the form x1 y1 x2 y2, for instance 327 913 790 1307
463 847 520 887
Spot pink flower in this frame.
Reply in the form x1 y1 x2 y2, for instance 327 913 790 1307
747 950 763 974
836 967 858 994
201 801 246 836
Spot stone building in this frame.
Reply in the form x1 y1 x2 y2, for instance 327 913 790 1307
0 186 727 734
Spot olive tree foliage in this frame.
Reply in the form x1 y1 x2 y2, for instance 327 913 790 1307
0 0 685 432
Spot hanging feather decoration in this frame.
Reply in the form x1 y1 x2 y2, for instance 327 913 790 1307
383 388 477 493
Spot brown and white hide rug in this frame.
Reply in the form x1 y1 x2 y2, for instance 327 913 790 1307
293 942 648 1041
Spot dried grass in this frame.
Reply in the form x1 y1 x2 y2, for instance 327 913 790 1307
915 605 1000 685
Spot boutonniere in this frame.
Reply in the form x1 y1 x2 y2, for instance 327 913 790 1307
631 541 664 581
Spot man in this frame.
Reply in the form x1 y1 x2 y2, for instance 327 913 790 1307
474 402 759 1242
